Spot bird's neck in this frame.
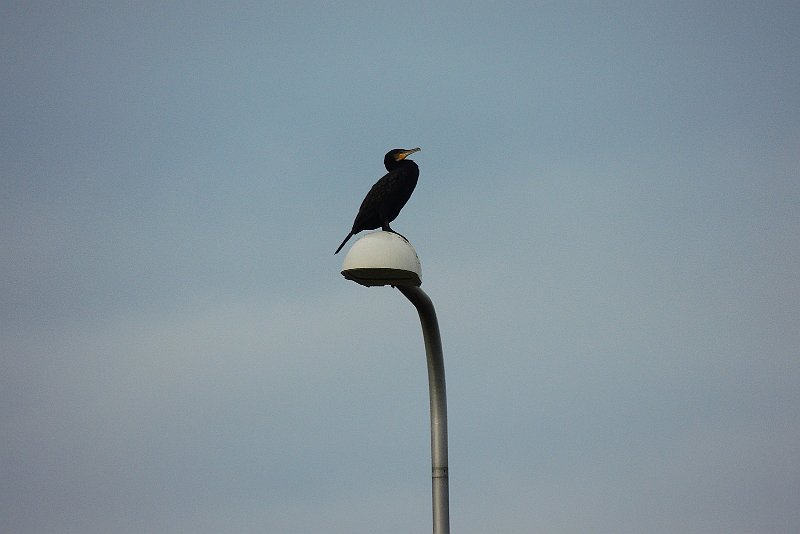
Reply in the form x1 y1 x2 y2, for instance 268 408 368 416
386 160 417 172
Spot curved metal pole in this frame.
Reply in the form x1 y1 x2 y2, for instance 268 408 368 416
397 285 450 534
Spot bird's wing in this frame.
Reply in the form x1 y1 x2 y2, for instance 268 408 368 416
351 170 401 229
359 170 400 208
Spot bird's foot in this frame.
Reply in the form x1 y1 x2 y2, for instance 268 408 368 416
382 224 410 243
388 229 410 243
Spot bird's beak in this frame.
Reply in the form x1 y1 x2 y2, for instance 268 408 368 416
396 147 421 161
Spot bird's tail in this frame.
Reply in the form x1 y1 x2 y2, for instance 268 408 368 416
334 232 353 255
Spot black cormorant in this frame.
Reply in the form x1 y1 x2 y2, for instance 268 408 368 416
334 147 421 254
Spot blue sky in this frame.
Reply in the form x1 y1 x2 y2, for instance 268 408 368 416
2 2 799 533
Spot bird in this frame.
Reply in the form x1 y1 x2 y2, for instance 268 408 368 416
334 147 421 254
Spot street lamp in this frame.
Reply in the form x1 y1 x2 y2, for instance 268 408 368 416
341 231 450 534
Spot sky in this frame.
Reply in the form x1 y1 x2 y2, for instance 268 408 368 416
2 1 799 533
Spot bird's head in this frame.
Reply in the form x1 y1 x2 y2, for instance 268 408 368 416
384 147 421 169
